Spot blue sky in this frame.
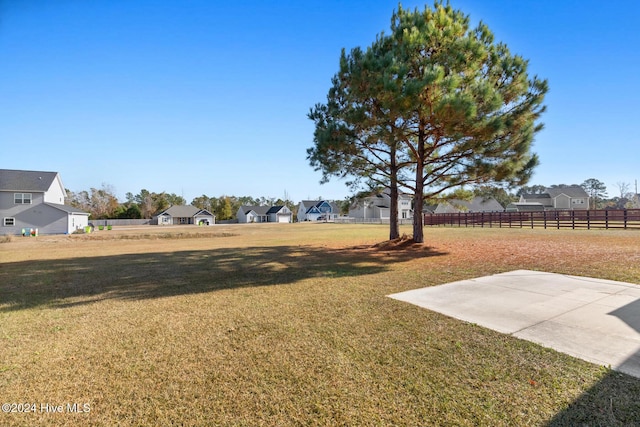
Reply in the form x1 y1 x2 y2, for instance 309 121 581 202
1 0 639 203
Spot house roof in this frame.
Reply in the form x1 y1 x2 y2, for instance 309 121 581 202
266 206 288 215
300 200 324 209
506 202 545 211
45 203 90 215
423 203 438 213
424 197 504 212
380 187 412 199
521 193 551 200
0 169 58 192
545 186 589 198
300 200 338 213
240 205 271 215
455 197 504 212
159 205 213 218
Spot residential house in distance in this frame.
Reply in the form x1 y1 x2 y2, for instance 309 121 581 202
0 169 89 235
155 205 215 225
237 205 292 223
424 196 504 214
348 189 413 220
518 186 590 211
297 200 340 222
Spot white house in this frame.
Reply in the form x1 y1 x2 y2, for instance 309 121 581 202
155 205 215 225
297 200 340 222
237 205 292 223
348 190 413 220
0 169 89 235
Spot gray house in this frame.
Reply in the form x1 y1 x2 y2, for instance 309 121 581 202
237 205 292 223
0 169 89 235
155 205 215 225
424 196 504 214
519 186 590 210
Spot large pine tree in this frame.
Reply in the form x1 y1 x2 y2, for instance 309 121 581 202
309 2 547 243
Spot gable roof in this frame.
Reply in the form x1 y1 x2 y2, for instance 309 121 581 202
424 197 504 212
240 205 271 216
266 205 288 215
456 197 504 212
159 205 213 218
300 200 338 213
0 169 59 192
423 203 438 213
300 200 321 210
545 186 589 198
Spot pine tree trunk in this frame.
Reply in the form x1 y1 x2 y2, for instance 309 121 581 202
389 143 400 240
412 175 424 243
412 124 426 244
389 183 399 240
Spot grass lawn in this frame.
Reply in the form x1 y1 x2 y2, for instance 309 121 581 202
1 223 639 426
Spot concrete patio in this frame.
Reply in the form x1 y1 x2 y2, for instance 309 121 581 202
388 270 640 378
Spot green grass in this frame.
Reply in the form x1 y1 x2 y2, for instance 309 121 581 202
1 224 639 425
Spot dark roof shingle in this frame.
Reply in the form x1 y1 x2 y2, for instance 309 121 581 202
0 169 58 192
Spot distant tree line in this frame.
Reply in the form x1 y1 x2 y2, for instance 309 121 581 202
66 185 298 220
66 178 638 221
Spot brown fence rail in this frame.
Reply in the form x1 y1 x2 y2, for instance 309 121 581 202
424 209 640 230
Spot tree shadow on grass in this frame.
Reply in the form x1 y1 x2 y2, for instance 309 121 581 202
545 370 640 426
546 299 640 425
0 244 446 312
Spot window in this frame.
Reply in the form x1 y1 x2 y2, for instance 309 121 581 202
572 199 584 204
3 218 15 226
14 193 32 204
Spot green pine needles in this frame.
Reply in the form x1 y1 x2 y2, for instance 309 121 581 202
308 1 548 243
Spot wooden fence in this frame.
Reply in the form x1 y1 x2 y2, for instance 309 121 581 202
423 209 640 230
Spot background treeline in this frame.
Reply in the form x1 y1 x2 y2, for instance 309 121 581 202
66 185 297 220
66 179 638 220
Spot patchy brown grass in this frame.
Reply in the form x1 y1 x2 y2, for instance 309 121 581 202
0 223 639 426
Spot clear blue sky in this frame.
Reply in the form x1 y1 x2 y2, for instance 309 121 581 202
1 0 639 203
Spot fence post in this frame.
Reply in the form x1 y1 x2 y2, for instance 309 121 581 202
624 209 628 229
587 210 590 230
543 210 547 229
605 209 609 229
